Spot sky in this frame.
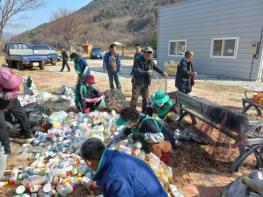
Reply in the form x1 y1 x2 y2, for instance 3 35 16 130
5 0 91 35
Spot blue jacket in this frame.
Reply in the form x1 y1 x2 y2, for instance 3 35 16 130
103 52 121 72
93 149 167 197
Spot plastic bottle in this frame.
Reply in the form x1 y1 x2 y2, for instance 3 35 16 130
30 175 47 186
52 169 70 178
63 182 73 194
0 142 7 179
0 181 8 188
43 183 52 193
56 184 67 197
9 168 19 185
242 176 263 193
16 185 26 195
249 192 260 197
30 184 42 193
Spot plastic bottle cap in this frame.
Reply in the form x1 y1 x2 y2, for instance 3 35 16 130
16 185 26 194
43 183 52 193
242 176 249 184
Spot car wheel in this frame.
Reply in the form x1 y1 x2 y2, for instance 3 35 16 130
17 63 24 70
51 59 56 65
39 62 44 70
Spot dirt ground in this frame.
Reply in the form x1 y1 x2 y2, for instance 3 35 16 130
1 60 262 196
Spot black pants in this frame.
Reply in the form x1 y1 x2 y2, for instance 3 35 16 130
80 99 101 112
61 60 70 71
0 99 32 152
0 110 10 153
108 71 121 90
130 83 149 113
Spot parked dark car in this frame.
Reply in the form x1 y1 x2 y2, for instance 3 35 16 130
91 47 104 59
57 53 62 62
31 44 58 65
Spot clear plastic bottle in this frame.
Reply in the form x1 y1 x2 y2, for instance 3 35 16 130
0 142 7 179
242 176 263 193
9 168 19 185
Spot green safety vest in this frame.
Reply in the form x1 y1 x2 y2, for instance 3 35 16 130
156 100 174 119
132 115 163 152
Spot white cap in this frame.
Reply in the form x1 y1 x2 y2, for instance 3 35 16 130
16 185 26 194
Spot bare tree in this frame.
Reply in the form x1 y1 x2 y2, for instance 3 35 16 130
50 9 83 49
50 8 72 21
0 0 44 42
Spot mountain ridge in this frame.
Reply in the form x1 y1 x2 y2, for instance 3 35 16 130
13 0 184 48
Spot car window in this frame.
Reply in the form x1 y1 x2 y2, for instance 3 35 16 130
32 45 49 50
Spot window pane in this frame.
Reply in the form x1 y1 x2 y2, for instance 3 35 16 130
169 42 176 55
223 39 236 56
177 41 186 56
213 40 223 56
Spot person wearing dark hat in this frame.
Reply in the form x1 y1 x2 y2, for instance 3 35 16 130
76 75 104 112
131 46 167 113
115 107 176 164
103 43 121 90
60 48 70 72
175 50 195 94
0 68 33 154
81 138 168 197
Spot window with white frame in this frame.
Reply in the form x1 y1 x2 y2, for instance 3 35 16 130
169 40 187 56
210 37 239 58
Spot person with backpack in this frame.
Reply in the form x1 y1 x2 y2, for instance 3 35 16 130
175 50 195 94
103 43 121 90
115 107 176 164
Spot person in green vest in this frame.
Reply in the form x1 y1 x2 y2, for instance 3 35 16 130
114 107 176 164
76 75 104 112
70 52 91 111
146 90 179 126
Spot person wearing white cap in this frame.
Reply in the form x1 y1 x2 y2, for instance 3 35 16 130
131 46 167 113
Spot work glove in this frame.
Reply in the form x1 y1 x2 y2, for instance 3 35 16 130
147 70 153 76
85 98 100 103
162 72 168 77
132 133 145 142
98 92 105 98
4 92 19 100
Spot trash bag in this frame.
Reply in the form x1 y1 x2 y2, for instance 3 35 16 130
24 76 38 95
43 99 72 114
56 85 75 97
104 89 129 113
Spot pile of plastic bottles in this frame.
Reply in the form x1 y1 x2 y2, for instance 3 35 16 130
2 110 183 197
1 111 117 196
